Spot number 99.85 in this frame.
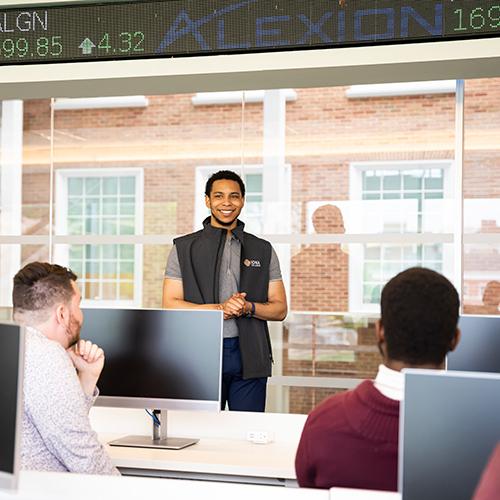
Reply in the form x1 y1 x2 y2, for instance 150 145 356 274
0 36 63 59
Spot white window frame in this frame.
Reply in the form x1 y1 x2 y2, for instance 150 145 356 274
192 90 297 106
346 81 457 99
349 160 454 313
53 96 149 110
54 167 144 307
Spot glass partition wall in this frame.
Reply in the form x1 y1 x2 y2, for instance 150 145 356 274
1 79 498 413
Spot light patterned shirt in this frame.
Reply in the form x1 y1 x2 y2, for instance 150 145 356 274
22 327 119 475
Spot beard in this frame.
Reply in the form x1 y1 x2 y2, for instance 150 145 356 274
66 313 82 347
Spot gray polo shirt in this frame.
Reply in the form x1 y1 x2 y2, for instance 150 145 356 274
165 234 282 338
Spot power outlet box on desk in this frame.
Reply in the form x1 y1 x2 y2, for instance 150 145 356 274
246 430 274 444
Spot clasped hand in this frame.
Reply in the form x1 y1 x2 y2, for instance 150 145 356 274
221 292 248 320
67 339 105 395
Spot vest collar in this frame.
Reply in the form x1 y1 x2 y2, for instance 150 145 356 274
202 216 245 242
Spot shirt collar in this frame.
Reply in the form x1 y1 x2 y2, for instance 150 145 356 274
26 326 43 337
373 364 404 401
202 216 245 242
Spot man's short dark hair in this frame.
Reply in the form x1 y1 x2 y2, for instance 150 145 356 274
205 170 245 197
13 262 77 321
380 267 459 365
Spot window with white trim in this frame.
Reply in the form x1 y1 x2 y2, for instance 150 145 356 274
55 169 143 306
349 161 453 311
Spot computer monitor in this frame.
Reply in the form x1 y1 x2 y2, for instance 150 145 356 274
0 323 24 491
80 308 223 449
447 315 500 373
399 369 500 500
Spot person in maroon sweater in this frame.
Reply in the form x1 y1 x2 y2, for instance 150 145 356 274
473 443 500 500
295 267 461 491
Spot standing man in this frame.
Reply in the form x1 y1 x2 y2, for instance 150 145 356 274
163 170 287 412
12 262 119 475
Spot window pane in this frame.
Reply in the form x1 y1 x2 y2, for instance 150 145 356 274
68 198 83 216
68 178 83 195
86 245 101 260
363 262 381 282
85 199 100 217
246 195 263 203
120 197 135 215
403 170 422 190
102 282 117 300
68 218 83 235
120 245 134 260
119 219 135 235
403 245 419 261
120 261 134 278
102 261 117 277
245 174 262 193
383 246 401 260
424 170 444 190
382 172 401 191
365 245 381 259
103 198 117 215
69 245 83 260
363 284 381 304
119 282 134 300
85 177 100 195
102 219 117 235
85 281 100 300
363 171 380 191
382 192 400 200
85 261 100 279
70 260 83 276
103 245 117 259
423 244 442 261
120 177 135 195
85 217 100 234
103 177 118 195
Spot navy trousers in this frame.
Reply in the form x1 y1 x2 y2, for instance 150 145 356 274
221 337 267 412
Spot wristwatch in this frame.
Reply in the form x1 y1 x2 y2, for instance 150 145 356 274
246 301 256 317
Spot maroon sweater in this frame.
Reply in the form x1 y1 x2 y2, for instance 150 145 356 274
473 443 500 500
295 380 400 491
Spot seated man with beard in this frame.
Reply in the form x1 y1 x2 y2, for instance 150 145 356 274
12 262 119 475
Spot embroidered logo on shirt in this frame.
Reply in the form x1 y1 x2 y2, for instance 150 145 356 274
244 259 261 267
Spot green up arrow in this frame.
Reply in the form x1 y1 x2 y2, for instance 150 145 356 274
79 37 96 55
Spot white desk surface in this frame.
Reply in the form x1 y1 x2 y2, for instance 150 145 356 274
1 471 328 500
331 487 401 499
103 433 296 479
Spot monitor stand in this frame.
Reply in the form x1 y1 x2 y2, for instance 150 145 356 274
109 409 199 450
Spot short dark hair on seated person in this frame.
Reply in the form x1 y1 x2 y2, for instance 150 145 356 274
205 170 246 197
380 267 459 366
12 262 77 320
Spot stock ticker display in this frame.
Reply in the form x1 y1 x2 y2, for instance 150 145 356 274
0 0 499 65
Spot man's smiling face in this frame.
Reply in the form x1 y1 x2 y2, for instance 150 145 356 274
205 179 245 230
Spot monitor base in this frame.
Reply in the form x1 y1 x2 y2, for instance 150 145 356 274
109 435 199 450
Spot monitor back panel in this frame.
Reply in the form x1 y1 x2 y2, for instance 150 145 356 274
448 315 500 373
81 309 222 408
0 323 24 490
400 370 500 500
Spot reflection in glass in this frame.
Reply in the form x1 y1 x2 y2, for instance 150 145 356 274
463 245 500 315
282 313 379 412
